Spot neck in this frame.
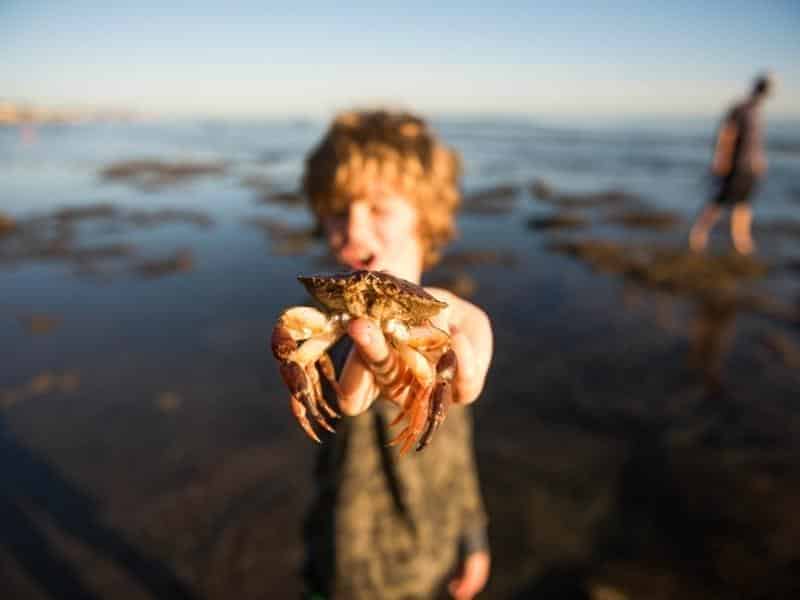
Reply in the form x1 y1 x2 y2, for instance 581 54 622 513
387 265 422 285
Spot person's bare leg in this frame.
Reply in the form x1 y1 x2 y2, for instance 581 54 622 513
731 203 755 255
689 204 723 252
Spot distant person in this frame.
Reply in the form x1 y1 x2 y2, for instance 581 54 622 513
282 110 493 599
689 73 774 255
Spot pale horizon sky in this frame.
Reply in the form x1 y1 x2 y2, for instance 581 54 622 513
2 1 799 120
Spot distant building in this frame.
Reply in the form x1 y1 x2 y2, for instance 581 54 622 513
0 100 138 125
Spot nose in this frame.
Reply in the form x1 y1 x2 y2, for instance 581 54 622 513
344 201 372 246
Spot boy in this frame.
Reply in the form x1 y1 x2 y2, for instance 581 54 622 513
298 110 493 599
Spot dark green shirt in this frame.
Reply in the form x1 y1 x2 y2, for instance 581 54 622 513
303 342 488 599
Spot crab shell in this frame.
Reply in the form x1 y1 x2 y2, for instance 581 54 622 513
298 270 447 324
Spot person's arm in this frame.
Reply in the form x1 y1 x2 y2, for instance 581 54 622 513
711 112 739 177
426 288 493 406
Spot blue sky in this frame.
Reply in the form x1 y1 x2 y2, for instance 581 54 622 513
2 1 798 118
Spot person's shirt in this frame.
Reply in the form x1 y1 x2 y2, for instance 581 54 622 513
303 339 488 599
723 99 767 177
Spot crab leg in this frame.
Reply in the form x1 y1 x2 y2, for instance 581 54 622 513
379 341 438 452
305 363 336 433
390 381 434 455
280 362 322 443
416 348 457 451
316 352 343 419
382 326 457 452
404 324 451 353
290 396 319 443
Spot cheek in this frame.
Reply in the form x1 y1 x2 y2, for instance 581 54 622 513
327 229 342 249
378 214 421 252
322 219 344 248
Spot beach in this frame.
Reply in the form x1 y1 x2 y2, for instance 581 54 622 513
1 117 799 598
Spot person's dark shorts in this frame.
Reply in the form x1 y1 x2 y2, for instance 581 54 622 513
713 172 758 206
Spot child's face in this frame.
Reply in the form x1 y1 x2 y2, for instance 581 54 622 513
322 183 425 282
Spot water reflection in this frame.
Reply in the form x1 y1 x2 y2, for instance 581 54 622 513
688 300 738 396
242 216 317 256
0 416 199 600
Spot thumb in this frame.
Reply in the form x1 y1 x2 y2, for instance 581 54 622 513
348 318 390 364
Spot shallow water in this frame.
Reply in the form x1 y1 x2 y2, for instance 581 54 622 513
1 117 800 598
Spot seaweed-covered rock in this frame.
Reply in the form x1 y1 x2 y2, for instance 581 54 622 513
463 185 518 215
0 213 16 236
549 240 768 298
528 212 589 231
100 159 227 189
606 210 683 231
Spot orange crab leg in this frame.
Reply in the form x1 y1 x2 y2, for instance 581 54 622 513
279 362 322 443
404 325 451 353
316 352 342 419
388 380 433 452
400 383 434 455
290 397 320 443
387 380 424 446
305 364 336 433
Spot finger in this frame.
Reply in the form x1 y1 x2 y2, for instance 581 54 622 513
449 325 477 403
348 318 390 364
448 552 490 600
338 348 378 415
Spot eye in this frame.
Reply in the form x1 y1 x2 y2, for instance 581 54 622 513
327 205 349 221
371 202 392 216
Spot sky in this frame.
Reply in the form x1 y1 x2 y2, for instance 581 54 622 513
2 1 799 119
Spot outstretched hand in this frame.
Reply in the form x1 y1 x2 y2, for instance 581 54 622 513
337 288 493 416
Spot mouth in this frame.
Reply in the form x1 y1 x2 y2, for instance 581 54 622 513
339 248 377 270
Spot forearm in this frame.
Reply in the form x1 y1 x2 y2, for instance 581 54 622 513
711 122 737 175
460 523 490 556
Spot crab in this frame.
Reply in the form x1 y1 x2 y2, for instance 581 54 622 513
271 270 457 454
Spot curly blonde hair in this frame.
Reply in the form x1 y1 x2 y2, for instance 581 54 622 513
303 110 461 269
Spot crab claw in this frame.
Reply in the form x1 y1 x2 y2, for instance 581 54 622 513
415 348 457 451
271 308 348 443
279 361 333 442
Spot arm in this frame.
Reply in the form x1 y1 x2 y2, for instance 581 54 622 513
711 115 739 177
448 549 490 600
425 288 493 406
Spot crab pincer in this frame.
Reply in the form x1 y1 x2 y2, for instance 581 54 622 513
271 307 347 442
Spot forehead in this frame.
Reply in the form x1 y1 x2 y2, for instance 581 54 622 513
327 189 418 217
337 177 411 203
